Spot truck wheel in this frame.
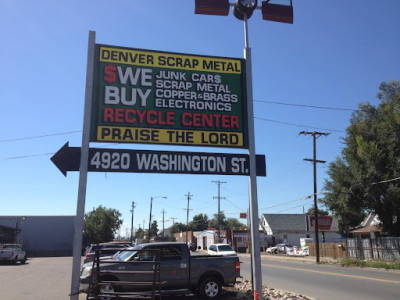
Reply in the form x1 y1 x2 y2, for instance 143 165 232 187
12 256 18 264
21 255 27 264
199 277 221 299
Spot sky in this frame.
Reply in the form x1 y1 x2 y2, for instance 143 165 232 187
1 0 399 238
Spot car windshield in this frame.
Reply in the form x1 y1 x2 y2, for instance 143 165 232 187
218 245 234 252
117 245 143 261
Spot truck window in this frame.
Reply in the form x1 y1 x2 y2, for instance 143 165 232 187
160 246 182 261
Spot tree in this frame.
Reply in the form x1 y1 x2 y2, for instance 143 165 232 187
169 222 187 236
83 206 123 246
134 227 144 239
225 218 247 230
322 80 400 235
189 214 209 231
306 206 329 216
209 212 226 229
145 220 159 242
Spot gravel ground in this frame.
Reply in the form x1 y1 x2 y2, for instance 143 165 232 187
223 280 315 300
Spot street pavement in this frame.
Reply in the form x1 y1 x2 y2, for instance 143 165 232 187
239 253 400 300
1 254 399 300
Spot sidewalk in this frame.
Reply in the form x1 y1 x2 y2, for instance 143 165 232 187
238 252 340 265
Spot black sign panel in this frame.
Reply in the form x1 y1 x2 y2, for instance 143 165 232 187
89 148 266 176
51 142 266 176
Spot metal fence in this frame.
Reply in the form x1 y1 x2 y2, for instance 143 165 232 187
347 237 400 260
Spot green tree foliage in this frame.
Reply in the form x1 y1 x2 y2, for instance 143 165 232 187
134 227 144 239
189 213 209 231
322 80 400 235
209 212 226 229
306 206 329 216
169 222 187 236
83 206 123 246
225 218 247 230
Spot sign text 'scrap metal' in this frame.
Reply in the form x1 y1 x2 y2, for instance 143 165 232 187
90 45 248 148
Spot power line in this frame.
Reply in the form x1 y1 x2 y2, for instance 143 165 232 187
271 200 314 213
259 194 313 211
255 116 345 133
0 130 81 143
254 99 358 112
371 177 400 185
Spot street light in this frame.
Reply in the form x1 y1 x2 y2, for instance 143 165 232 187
148 196 167 242
15 216 26 242
194 1 293 299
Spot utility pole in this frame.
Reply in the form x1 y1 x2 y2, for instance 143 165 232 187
212 180 226 243
161 209 166 237
299 131 330 263
184 192 193 244
169 217 178 226
130 201 135 243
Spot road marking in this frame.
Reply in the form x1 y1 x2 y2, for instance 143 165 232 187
261 263 400 284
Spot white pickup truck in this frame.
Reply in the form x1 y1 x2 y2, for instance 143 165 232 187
0 244 27 264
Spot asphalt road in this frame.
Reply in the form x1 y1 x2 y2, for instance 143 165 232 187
239 254 400 300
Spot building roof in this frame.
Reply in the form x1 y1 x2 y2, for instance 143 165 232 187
351 225 380 233
262 214 307 232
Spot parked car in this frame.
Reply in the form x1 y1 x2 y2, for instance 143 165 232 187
84 242 131 264
0 244 27 264
208 244 237 256
266 243 292 254
80 242 240 299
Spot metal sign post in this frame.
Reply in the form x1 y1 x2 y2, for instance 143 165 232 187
70 30 96 300
243 14 263 300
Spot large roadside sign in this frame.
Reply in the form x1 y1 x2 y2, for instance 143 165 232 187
90 45 248 148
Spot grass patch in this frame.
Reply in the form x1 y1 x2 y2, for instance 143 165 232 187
340 257 400 270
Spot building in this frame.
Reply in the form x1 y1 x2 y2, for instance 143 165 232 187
196 229 273 253
261 214 342 246
0 216 75 256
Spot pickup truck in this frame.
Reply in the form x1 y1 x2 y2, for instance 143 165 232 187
80 242 240 299
0 244 27 264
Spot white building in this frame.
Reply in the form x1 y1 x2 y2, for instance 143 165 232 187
261 214 342 246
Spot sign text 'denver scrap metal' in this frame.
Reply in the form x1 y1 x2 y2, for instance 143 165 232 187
90 45 248 148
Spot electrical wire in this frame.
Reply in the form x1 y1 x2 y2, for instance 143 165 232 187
0 130 81 142
254 116 345 133
259 194 313 211
254 99 358 112
371 177 400 185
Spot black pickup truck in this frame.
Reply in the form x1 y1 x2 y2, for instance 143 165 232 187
80 242 240 299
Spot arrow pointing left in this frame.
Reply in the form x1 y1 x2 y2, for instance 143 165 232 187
50 142 81 176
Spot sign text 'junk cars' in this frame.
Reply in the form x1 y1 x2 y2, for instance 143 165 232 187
90 45 248 148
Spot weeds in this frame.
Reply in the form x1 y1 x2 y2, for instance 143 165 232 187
340 257 400 270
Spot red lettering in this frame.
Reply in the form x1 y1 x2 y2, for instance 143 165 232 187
115 108 124 122
147 110 158 125
182 112 191 126
125 109 136 123
103 108 114 122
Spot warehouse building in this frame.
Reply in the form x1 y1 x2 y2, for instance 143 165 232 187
0 216 75 256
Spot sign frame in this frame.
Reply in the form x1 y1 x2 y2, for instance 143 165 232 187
90 44 249 149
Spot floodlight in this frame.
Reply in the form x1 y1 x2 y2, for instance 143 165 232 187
194 0 230 16
262 0 294 24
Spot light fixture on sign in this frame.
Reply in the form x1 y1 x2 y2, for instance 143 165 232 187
233 0 258 20
194 0 230 16
262 0 293 24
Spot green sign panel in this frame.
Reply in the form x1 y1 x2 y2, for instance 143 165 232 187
90 44 248 148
